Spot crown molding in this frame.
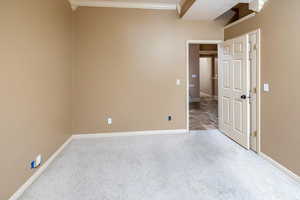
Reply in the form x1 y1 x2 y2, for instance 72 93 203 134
69 0 177 11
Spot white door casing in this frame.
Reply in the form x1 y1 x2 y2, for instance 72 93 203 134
218 35 251 149
249 31 259 152
186 40 223 131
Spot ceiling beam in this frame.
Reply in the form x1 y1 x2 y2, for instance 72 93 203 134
178 0 196 18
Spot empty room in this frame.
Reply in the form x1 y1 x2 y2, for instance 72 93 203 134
1 0 300 200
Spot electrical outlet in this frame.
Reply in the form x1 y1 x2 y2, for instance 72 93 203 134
31 154 42 169
107 118 112 125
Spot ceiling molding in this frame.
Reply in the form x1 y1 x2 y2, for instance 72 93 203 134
69 0 177 11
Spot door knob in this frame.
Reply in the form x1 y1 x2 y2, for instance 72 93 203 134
241 95 247 99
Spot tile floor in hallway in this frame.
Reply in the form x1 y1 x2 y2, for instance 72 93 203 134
189 95 218 130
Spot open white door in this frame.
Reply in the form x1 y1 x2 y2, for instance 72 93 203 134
218 35 250 149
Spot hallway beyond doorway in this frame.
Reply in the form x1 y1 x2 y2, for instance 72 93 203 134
189 95 218 130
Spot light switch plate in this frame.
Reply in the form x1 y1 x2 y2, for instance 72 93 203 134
263 83 270 92
176 79 181 86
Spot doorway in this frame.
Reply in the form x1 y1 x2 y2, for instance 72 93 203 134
188 42 219 131
186 30 260 153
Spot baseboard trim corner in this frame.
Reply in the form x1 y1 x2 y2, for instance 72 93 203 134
72 129 188 139
9 136 73 200
259 152 300 183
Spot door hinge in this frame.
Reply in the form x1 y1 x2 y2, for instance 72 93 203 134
253 44 257 51
252 131 257 137
251 88 257 94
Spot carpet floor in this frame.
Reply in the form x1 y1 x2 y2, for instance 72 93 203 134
18 130 300 200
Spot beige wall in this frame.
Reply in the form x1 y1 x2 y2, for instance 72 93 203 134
2 1 300 198
189 44 200 98
200 57 213 96
72 7 223 134
0 1 72 199
225 0 300 176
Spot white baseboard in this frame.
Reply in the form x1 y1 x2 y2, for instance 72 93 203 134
9 136 73 200
73 129 188 139
259 152 300 183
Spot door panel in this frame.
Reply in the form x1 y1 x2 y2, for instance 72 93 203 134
221 96 232 134
219 35 250 149
233 100 243 132
233 60 242 91
222 96 231 126
223 61 231 89
234 37 245 56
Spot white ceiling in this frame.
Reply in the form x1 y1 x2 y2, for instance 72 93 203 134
183 0 250 20
70 0 250 20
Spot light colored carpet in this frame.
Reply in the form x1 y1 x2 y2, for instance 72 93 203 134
18 130 300 200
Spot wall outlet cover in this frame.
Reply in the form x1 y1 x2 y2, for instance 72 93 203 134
31 154 42 169
107 118 112 125
36 154 42 166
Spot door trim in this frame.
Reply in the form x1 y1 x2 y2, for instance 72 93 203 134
186 40 223 132
251 29 261 153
